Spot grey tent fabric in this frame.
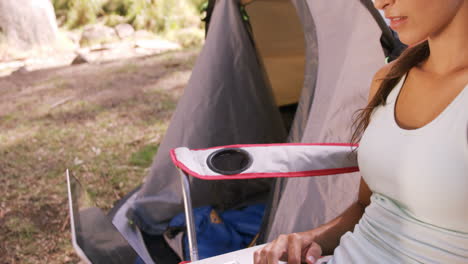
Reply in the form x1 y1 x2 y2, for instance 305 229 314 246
129 0 287 235
287 0 319 143
256 0 319 243
266 0 385 241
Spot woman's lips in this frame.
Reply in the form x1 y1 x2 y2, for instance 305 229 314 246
387 16 408 30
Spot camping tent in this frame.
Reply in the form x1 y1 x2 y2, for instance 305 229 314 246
105 0 403 262
126 0 288 237
261 0 386 242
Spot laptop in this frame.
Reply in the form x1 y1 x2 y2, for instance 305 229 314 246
66 169 143 264
188 245 331 264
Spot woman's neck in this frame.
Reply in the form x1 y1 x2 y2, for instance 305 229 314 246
424 1 468 75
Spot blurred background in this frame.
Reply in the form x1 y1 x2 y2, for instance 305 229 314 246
0 0 206 74
0 0 205 263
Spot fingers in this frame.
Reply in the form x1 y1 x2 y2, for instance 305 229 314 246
254 245 273 264
253 233 306 264
304 242 323 264
253 247 263 264
253 243 277 264
287 233 302 264
268 235 288 264
253 235 288 264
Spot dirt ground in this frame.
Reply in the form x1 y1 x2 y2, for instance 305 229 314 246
0 48 199 263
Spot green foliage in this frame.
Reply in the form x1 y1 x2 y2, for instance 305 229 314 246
103 14 126 27
168 27 205 48
63 0 106 29
51 0 70 17
52 0 206 34
129 144 159 167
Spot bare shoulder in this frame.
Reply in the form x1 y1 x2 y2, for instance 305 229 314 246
368 61 395 103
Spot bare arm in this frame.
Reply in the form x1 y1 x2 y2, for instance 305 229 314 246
253 179 371 264
311 178 371 255
311 62 393 254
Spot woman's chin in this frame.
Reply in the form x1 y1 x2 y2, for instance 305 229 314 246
397 34 427 48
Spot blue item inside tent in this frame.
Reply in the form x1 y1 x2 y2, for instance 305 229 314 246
169 204 265 260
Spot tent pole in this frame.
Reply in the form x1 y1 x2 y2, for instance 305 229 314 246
178 169 199 261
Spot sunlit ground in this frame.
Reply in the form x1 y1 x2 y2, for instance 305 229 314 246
0 48 199 263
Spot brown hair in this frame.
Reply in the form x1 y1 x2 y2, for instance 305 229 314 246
351 40 430 144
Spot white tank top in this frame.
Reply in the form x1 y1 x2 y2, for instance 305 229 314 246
327 74 468 264
358 73 468 232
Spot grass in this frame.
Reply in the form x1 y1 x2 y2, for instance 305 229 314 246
129 144 159 167
0 48 199 263
5 217 38 240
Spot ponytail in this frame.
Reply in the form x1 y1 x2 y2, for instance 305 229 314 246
351 40 430 144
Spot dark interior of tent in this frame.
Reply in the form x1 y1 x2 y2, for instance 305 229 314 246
244 0 307 133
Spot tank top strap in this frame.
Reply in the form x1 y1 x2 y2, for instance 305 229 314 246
458 83 468 103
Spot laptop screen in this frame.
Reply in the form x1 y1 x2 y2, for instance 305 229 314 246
67 170 140 264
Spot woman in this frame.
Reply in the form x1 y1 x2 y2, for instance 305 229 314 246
254 0 468 263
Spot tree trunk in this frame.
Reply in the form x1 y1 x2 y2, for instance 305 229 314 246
0 0 58 51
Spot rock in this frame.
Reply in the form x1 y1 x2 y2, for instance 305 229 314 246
0 0 58 51
71 53 89 65
115 23 135 39
65 31 81 46
79 24 117 47
134 30 155 40
135 39 181 51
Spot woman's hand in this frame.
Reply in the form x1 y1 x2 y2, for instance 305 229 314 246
253 179 371 264
253 231 322 264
